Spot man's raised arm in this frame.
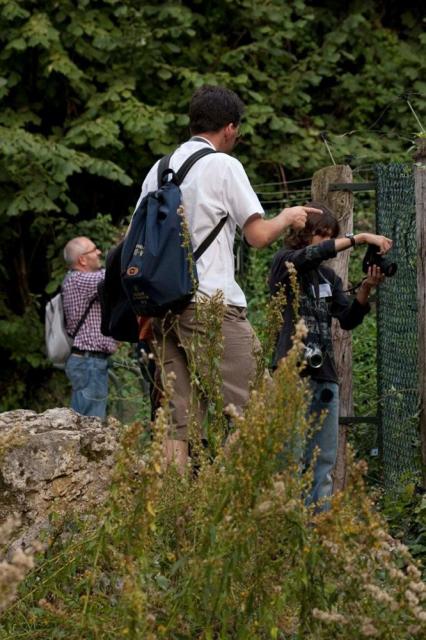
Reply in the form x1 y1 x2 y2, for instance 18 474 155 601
243 206 323 249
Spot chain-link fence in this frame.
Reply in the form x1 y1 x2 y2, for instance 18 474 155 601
375 163 421 489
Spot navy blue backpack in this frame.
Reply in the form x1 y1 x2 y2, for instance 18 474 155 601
121 148 228 317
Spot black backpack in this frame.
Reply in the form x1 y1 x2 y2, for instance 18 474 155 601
98 241 140 342
120 148 228 317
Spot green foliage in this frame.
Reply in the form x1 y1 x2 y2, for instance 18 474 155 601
107 345 153 425
0 0 142 408
382 483 426 571
0 1 425 413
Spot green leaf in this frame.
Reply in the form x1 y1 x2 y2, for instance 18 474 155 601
157 68 172 80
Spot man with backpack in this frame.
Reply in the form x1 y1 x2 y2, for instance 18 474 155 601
133 85 320 468
62 236 117 418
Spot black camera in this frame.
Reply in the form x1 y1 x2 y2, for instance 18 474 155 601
362 244 397 278
304 344 323 369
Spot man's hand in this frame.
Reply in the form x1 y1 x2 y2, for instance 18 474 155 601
281 205 323 230
357 233 393 255
243 205 322 248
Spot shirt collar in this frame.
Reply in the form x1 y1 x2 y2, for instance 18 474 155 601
189 135 216 150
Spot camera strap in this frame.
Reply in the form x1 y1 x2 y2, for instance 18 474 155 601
312 270 321 305
308 270 326 351
342 278 366 295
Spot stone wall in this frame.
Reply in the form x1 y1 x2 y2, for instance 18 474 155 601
0 408 120 548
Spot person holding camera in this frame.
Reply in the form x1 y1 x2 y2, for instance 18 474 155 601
269 202 393 511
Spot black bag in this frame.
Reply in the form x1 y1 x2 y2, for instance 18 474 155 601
121 148 228 317
98 241 139 342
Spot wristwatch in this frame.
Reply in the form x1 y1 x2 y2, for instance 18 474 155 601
345 232 356 247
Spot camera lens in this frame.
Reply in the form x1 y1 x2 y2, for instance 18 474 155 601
362 244 397 278
309 351 323 368
380 256 397 277
305 345 323 369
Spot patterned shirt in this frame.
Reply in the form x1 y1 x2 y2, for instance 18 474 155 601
269 240 370 383
62 269 117 354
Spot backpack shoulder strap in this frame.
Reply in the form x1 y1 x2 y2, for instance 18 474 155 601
157 153 173 187
157 147 216 187
155 145 224 261
175 148 216 186
193 214 229 262
69 294 97 339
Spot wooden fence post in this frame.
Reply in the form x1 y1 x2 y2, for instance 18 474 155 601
415 138 426 488
311 165 354 492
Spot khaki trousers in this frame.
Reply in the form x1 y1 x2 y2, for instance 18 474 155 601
152 303 261 441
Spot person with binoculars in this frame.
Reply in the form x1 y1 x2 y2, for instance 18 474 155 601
269 202 393 511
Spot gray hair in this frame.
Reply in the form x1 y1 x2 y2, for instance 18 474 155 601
63 237 90 267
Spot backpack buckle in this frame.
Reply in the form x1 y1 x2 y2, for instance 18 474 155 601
159 168 177 186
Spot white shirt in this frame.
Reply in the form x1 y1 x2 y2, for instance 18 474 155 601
135 138 264 307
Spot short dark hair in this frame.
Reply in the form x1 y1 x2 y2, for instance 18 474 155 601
189 85 244 134
285 201 340 249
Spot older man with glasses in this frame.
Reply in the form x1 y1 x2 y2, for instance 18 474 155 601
62 236 117 418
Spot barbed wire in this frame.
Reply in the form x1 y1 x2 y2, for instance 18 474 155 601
260 200 309 206
331 129 416 142
251 93 425 189
252 176 313 187
255 188 312 196
329 91 425 137
252 166 377 191
364 92 425 132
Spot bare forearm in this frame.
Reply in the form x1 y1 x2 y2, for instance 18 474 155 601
356 280 372 306
334 232 392 254
334 233 368 252
245 211 291 248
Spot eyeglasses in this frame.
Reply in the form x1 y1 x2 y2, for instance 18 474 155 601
81 245 98 256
